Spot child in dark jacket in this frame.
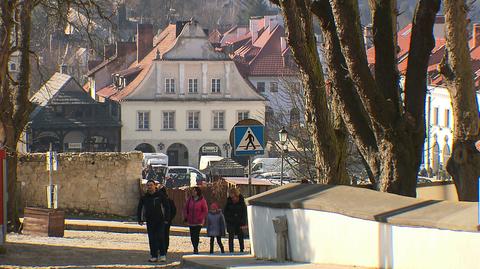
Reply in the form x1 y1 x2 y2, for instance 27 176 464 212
206 202 226 254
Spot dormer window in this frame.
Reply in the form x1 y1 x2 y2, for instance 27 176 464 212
10 63 16 71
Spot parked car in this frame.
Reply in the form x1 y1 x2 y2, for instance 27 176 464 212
164 166 206 187
253 171 293 185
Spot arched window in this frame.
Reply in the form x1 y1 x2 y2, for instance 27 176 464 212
442 144 451 167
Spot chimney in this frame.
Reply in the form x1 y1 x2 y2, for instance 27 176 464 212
250 18 261 43
104 44 116 60
117 3 127 29
116 41 137 57
280 36 287 52
473 23 480 48
433 15 445 39
136 23 153 62
364 24 373 49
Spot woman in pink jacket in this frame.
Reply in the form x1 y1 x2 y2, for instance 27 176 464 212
183 186 208 254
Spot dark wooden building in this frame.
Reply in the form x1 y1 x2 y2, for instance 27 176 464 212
27 72 121 152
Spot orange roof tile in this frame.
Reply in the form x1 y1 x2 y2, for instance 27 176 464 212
231 24 298 77
109 24 177 101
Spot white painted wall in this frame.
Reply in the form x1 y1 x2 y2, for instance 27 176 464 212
424 85 480 172
248 206 480 269
121 100 265 167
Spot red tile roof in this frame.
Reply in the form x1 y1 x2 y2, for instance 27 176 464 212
98 24 177 101
231 24 298 77
96 84 117 98
208 29 223 44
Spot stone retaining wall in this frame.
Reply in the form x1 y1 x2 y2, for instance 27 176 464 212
17 152 143 216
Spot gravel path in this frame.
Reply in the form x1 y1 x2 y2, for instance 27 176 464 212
1 230 250 269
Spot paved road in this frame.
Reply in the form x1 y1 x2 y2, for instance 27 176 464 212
1 230 250 269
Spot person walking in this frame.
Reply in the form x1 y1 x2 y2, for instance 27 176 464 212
183 186 208 254
206 202 226 254
137 180 171 262
224 188 247 253
158 185 176 254
145 164 157 181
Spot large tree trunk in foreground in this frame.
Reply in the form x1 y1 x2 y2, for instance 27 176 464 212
276 0 349 184
441 0 480 201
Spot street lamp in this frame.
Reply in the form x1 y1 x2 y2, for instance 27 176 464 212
223 142 231 158
278 127 288 186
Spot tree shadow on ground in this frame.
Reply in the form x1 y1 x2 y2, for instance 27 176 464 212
2 242 185 268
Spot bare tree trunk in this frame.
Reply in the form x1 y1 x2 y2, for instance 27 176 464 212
0 0 33 232
441 0 480 201
276 0 349 184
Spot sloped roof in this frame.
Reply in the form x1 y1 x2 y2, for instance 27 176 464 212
31 72 73 106
102 24 178 101
49 90 97 105
208 29 223 44
31 106 120 129
232 24 298 77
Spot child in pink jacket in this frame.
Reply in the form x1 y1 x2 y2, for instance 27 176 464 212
183 186 208 254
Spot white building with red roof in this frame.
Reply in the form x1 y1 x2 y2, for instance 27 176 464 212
93 20 265 167
226 15 302 127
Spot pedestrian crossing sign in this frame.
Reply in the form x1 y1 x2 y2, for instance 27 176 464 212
234 125 265 156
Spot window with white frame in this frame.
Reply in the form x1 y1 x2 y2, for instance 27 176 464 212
213 111 225 129
137 111 150 130
187 111 200 129
237 111 249 121
211 79 221 93
270 81 278 92
165 78 175 93
188 78 198 93
163 111 175 130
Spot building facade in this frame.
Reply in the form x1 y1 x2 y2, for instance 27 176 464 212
28 72 121 152
96 20 265 167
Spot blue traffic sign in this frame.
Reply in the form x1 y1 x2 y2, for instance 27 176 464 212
234 125 265 156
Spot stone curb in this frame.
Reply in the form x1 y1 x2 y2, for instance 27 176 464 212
65 222 207 236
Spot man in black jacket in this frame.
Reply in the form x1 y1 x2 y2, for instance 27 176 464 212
224 188 247 253
138 180 171 262
158 185 176 254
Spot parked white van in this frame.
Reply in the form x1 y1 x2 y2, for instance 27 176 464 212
142 153 168 167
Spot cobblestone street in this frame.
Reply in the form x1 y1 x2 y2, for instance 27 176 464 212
1 230 250 269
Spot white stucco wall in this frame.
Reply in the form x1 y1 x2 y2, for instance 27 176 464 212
121 100 265 167
424 85 480 171
248 206 480 269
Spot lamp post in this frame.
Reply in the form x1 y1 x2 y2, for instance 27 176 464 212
223 142 231 158
278 127 288 186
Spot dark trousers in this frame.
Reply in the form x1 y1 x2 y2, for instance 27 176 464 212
146 221 166 258
227 225 244 252
164 224 171 253
209 236 224 253
189 225 202 253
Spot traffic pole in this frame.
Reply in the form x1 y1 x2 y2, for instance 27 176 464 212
0 148 7 252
